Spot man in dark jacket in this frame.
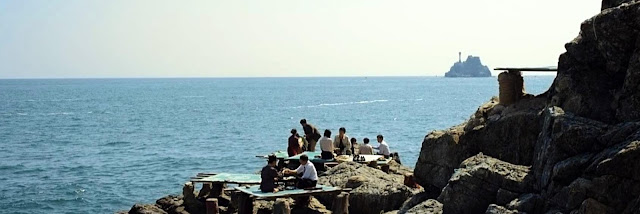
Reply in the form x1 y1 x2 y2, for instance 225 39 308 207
260 155 281 192
300 119 320 152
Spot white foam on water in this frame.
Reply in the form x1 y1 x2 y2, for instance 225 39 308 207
289 99 391 109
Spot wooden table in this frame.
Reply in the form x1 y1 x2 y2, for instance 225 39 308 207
493 67 557 105
494 67 558 73
190 173 262 199
233 185 349 214
256 151 289 159
190 173 262 185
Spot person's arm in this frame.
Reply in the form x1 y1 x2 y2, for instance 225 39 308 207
271 168 280 181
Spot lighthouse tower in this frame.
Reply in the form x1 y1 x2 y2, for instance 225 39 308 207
458 52 462 63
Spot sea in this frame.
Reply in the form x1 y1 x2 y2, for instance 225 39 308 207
0 76 555 213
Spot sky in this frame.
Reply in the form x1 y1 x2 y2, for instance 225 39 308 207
0 0 602 78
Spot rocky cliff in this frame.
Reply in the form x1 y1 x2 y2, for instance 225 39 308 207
409 1 640 213
445 55 492 77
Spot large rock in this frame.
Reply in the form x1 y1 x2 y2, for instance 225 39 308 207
550 1 640 123
484 204 518 214
415 97 545 190
437 154 532 214
128 204 168 214
402 199 443 214
318 162 415 214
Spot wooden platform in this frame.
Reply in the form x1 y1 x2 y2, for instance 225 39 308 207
494 67 558 72
256 151 289 159
286 152 392 166
234 185 343 199
190 173 261 185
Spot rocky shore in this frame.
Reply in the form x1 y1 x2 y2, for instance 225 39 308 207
117 161 421 214
410 1 640 213
119 1 640 213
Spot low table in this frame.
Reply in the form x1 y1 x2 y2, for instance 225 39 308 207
190 173 262 198
233 185 348 214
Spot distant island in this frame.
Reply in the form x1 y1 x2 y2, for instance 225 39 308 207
444 52 492 77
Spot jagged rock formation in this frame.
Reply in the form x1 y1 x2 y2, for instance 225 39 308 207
405 1 640 213
317 162 418 214
444 55 492 77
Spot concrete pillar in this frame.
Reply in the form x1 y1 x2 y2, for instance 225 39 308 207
498 71 525 106
206 198 219 214
237 193 253 214
332 192 350 214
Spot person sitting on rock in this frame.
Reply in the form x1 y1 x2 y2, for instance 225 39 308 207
318 129 335 159
260 155 281 193
349 137 358 155
358 137 374 155
374 135 391 158
333 127 350 155
283 154 318 189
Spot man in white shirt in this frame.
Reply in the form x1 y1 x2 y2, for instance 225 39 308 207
375 134 391 158
284 154 318 189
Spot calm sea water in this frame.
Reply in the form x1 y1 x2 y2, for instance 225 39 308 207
0 76 554 213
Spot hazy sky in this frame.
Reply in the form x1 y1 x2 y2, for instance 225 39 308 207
0 0 601 78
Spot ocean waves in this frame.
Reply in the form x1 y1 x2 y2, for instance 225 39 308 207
289 98 425 109
290 99 390 109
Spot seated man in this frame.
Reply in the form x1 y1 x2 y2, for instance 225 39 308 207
358 137 374 155
284 154 318 189
318 129 335 160
260 155 281 192
333 127 350 155
374 134 391 158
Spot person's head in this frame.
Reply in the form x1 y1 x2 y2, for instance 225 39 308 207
363 138 370 144
291 129 297 135
300 119 307 125
300 154 309 164
350 137 356 144
324 129 331 138
267 155 277 166
339 127 346 135
377 135 384 143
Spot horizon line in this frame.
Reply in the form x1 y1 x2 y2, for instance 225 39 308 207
0 73 557 80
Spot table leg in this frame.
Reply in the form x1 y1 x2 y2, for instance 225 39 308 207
237 192 253 214
332 192 349 214
206 198 219 214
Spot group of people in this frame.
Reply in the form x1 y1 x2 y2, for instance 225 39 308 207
260 119 393 193
289 119 391 160
260 154 318 193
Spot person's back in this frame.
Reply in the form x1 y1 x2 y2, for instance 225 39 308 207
319 129 334 159
359 138 374 155
300 119 321 152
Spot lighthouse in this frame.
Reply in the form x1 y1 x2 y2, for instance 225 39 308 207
458 52 462 63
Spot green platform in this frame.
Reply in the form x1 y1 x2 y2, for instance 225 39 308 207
234 184 342 199
287 152 392 165
285 151 335 163
257 151 289 159
191 173 261 184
